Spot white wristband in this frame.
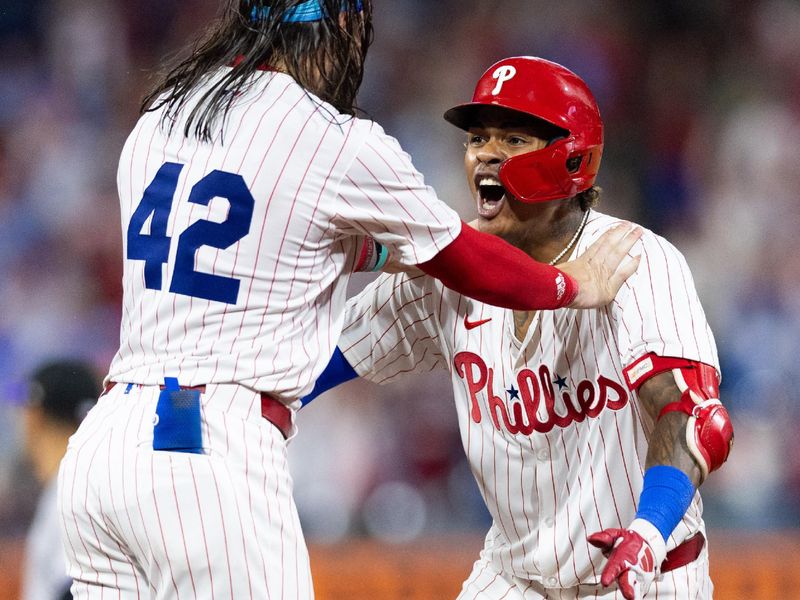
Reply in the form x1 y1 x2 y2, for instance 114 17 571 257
629 518 667 571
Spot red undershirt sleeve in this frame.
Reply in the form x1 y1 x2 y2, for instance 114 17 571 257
417 221 578 310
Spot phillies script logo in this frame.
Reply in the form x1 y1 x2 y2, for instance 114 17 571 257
453 352 629 435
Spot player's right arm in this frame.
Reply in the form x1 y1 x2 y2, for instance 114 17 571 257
303 270 443 405
335 123 640 311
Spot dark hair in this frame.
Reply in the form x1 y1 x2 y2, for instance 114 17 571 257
576 185 601 211
141 0 373 141
28 360 100 427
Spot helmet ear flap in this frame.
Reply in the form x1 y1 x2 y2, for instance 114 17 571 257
499 138 603 204
499 139 575 203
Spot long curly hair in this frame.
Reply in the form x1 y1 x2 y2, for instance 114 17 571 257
141 0 373 141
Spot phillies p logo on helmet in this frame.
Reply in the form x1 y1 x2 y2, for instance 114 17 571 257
491 65 517 95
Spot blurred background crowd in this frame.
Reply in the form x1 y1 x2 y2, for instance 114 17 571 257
1 0 799 551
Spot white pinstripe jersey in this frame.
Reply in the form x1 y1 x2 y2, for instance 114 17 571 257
339 211 719 589
107 69 461 401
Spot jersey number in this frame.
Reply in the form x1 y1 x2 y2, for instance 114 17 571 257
126 162 255 304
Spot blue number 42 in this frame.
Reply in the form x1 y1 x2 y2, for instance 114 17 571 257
126 162 255 304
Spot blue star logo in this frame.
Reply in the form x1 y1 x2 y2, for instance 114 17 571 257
506 385 520 400
553 374 568 391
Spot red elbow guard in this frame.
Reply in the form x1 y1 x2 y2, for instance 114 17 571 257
624 353 734 480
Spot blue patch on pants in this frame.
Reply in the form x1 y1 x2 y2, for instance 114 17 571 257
152 377 204 454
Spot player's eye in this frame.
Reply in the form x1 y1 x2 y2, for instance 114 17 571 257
467 134 486 147
507 135 529 146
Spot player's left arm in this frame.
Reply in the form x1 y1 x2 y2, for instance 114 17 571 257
589 231 733 600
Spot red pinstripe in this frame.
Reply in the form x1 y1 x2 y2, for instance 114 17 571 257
575 325 624 527
221 412 254 598
188 459 216 600
284 120 357 390
100 436 137 598
168 455 198 597
498 320 524 579
201 79 296 378
496 583 516 599
208 457 235 598
342 272 429 336
178 150 218 365
347 291 435 352
225 90 306 343
86 436 118 590
67 408 109 583
150 457 181 598
677 258 703 355
643 248 668 353
135 122 163 365
133 444 166 588
256 108 324 323
372 345 436 383
254 425 274 599
241 419 269 594
121 120 147 361
268 430 287 598
477 571 503 595
142 131 173 384
585 314 637 509
563 320 605 530
370 330 440 377
545 435 563 586
234 78 296 174
654 237 684 356
502 436 523 579
559 431 599 579
506 314 535 574
596 317 640 500
352 155 416 237
118 402 148 585
163 131 190 356
364 138 445 249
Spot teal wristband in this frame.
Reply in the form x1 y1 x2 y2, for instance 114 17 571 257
372 242 389 271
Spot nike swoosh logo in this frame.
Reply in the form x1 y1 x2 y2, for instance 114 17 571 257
464 315 492 330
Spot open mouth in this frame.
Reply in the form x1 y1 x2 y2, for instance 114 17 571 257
476 176 507 219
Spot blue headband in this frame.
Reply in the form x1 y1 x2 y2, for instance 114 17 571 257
251 1 362 23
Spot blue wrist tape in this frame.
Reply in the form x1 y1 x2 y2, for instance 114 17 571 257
301 347 358 406
635 465 696 541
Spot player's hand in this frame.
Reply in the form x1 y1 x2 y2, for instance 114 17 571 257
588 519 666 600
560 224 642 309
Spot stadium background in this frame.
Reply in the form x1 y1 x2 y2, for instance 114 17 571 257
0 1 798 597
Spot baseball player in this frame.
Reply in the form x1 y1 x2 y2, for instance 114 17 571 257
22 360 99 600
55 3 642 599
304 57 734 599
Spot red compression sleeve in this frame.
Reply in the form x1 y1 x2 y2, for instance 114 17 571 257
418 222 578 310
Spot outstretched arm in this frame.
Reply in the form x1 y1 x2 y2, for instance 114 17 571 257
418 221 641 311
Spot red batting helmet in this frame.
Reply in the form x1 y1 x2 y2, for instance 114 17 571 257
444 56 604 203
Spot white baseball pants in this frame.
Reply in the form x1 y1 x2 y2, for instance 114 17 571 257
57 383 313 599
